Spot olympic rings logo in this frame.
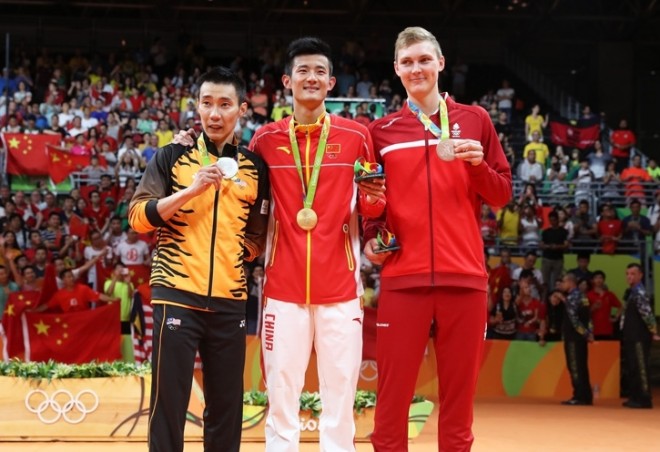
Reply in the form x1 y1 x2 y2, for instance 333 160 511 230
359 360 378 382
25 389 99 424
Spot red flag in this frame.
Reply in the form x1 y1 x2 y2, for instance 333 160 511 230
549 119 600 150
1 290 42 359
68 214 89 240
38 264 58 307
126 264 151 287
23 302 121 363
2 133 61 175
95 261 114 291
47 144 91 184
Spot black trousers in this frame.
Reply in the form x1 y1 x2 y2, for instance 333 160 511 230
623 338 652 405
149 303 246 452
564 339 592 402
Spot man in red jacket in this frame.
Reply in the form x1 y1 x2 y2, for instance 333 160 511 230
364 27 512 451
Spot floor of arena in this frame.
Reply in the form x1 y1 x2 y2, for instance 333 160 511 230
4 394 658 451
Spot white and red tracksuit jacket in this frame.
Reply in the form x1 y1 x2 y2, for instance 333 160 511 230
250 114 384 304
365 95 512 292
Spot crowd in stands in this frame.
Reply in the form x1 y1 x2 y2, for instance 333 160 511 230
0 41 658 360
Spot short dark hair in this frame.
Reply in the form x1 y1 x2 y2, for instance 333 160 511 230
627 262 643 272
284 37 333 76
592 270 606 279
196 66 246 103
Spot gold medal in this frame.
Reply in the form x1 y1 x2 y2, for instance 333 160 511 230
296 208 318 231
436 139 455 161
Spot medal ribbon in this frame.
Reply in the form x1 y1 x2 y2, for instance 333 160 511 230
407 96 449 140
196 134 212 166
289 115 331 210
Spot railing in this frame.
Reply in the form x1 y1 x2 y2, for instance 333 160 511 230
512 179 659 213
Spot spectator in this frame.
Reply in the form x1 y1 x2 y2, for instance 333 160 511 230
647 190 660 253
524 104 549 142
647 158 660 182
568 252 594 283
518 204 541 250
600 161 621 204
103 262 135 362
515 278 541 341
488 247 516 309
540 289 565 344
496 79 515 120
620 154 652 206
571 200 598 249
517 149 544 184
540 210 569 292
42 268 117 313
586 270 621 340
115 228 151 266
488 286 517 340
546 155 569 204
622 199 652 244
559 272 594 406
610 118 636 173
83 190 111 234
494 111 511 143
83 231 113 290
480 204 498 248
523 131 550 168
512 252 544 300
573 159 595 206
586 140 611 180
497 200 521 247
621 263 660 409
597 202 623 254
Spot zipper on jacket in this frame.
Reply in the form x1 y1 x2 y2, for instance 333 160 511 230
269 220 280 267
424 128 436 286
207 190 220 307
343 224 355 271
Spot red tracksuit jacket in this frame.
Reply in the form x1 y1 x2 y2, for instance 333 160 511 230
250 114 384 304
365 96 512 292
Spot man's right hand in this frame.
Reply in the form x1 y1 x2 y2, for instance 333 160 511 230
363 238 391 266
173 128 197 147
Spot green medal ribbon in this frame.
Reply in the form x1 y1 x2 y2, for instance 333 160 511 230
407 96 449 140
289 115 331 211
196 134 212 166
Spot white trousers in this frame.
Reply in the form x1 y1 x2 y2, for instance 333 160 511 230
262 297 363 452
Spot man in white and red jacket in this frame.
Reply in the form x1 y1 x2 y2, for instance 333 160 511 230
364 27 512 452
250 37 385 452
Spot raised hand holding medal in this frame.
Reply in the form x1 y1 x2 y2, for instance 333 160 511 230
408 96 455 161
290 115 331 231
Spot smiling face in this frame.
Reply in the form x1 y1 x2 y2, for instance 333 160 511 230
197 81 247 148
394 40 444 99
283 54 335 111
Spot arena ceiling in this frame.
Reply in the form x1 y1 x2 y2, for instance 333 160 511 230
0 0 659 45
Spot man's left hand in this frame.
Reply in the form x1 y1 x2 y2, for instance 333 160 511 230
453 139 484 166
357 178 386 203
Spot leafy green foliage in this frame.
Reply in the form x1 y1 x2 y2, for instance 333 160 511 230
243 390 269 406
299 391 323 417
354 390 377 413
0 359 151 381
240 389 425 415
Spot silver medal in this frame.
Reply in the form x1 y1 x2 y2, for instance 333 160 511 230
436 140 455 161
216 157 239 179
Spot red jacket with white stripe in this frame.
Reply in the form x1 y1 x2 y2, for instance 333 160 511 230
365 95 512 292
250 114 384 304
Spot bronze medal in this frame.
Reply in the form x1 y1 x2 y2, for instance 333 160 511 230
296 208 318 231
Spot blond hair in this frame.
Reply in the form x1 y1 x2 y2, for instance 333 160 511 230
394 27 443 61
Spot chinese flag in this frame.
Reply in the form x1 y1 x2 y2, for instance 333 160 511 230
126 264 151 287
47 144 91 184
1 290 42 360
23 302 121 363
68 214 89 240
95 261 114 291
2 133 61 176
